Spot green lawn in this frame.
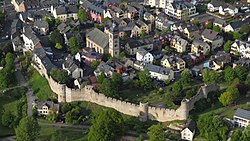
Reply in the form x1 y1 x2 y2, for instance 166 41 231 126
39 125 88 141
28 68 55 101
0 87 27 137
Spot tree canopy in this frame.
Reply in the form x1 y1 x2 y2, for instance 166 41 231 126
50 30 64 46
202 69 219 85
69 36 81 54
180 69 192 84
224 66 236 82
50 68 69 84
15 117 40 141
231 126 250 141
219 86 240 106
78 9 88 23
235 65 247 81
224 40 232 53
138 70 152 90
197 114 229 141
147 124 165 141
88 109 124 141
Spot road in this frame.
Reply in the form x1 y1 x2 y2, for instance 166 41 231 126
14 58 36 117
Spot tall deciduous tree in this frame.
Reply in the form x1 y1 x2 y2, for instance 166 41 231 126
50 68 69 84
88 109 124 141
181 69 192 84
224 40 232 53
219 86 240 106
77 9 88 23
15 117 40 141
147 124 165 141
224 66 236 82
138 70 152 90
235 65 247 81
69 36 81 54
50 30 64 46
202 69 218 85
172 81 183 96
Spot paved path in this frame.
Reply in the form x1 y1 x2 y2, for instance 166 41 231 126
14 58 36 117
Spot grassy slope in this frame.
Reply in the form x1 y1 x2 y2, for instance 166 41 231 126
39 125 88 141
28 69 55 101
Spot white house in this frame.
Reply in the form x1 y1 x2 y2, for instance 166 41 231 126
165 0 198 20
233 108 250 128
62 55 84 79
181 120 196 141
224 20 243 32
21 26 42 52
37 101 59 116
207 0 224 12
144 64 174 81
219 5 238 16
231 40 250 59
144 0 172 9
51 5 78 22
136 48 154 64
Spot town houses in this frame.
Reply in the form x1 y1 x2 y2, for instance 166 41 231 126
5 0 250 140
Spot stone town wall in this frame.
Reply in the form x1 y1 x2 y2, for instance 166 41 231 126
32 63 218 122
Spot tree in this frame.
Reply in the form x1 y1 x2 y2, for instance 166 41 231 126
99 78 119 98
172 81 183 96
219 86 239 106
69 36 81 54
180 69 192 84
97 73 106 84
233 32 243 40
91 60 100 69
77 9 88 23
213 25 221 32
235 65 247 81
88 109 124 141
164 45 171 53
224 40 232 53
2 111 15 128
147 124 165 141
61 103 72 114
197 114 229 140
111 73 123 90
138 70 152 90
240 24 250 34
119 51 125 59
55 43 63 50
202 69 219 85
0 12 5 25
224 66 236 82
50 68 69 84
219 91 234 106
15 117 40 141
50 30 64 46
206 21 213 29
138 134 144 141
231 126 250 141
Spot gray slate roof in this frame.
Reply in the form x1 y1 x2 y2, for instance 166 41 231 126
201 29 220 41
234 108 250 120
144 64 171 75
86 28 109 48
34 20 49 29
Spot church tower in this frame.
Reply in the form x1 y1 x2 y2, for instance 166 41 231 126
104 22 120 58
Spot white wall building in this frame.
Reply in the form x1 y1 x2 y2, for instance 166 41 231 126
136 48 154 64
144 64 174 81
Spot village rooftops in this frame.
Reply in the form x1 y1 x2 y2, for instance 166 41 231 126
234 108 250 120
56 5 78 15
34 20 49 29
144 64 171 75
201 29 221 41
